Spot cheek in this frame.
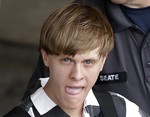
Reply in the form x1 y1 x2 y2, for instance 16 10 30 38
49 64 69 81
86 67 101 85
49 68 67 91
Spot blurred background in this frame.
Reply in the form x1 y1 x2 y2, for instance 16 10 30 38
0 0 73 116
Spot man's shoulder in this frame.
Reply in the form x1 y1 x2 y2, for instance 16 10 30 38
93 90 142 117
3 97 33 117
110 92 143 117
3 106 30 117
109 92 126 117
110 92 139 109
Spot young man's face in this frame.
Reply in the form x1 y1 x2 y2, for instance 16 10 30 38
41 48 107 110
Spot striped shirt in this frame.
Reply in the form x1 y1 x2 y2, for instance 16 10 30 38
27 78 145 117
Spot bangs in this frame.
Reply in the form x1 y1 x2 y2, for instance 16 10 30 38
40 4 113 56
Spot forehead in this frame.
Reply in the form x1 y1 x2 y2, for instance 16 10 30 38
48 47 101 61
67 47 100 60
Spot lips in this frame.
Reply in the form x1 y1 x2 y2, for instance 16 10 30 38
65 86 83 95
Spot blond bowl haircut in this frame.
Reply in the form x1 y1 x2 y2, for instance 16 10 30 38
39 3 114 57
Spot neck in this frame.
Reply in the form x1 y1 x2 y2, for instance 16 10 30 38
44 82 83 117
123 0 150 8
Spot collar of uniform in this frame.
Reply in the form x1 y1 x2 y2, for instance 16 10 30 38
84 89 99 108
105 0 134 33
30 77 99 116
30 87 56 115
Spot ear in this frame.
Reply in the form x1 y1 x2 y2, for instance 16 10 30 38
41 49 49 67
99 53 108 71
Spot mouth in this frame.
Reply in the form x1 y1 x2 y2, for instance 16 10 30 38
65 86 83 95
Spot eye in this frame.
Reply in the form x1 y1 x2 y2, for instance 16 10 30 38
63 58 71 63
84 60 94 65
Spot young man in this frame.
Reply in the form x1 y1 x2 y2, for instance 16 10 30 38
4 3 147 117
23 0 150 115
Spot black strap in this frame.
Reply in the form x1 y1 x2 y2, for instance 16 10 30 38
3 106 31 117
93 91 118 117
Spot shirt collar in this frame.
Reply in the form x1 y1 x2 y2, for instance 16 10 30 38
105 1 134 32
31 77 99 116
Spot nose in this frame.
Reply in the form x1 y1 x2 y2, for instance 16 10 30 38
69 64 84 81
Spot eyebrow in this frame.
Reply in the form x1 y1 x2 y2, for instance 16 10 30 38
61 55 100 61
84 57 100 61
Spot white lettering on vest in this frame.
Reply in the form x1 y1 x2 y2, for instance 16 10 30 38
100 74 119 81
